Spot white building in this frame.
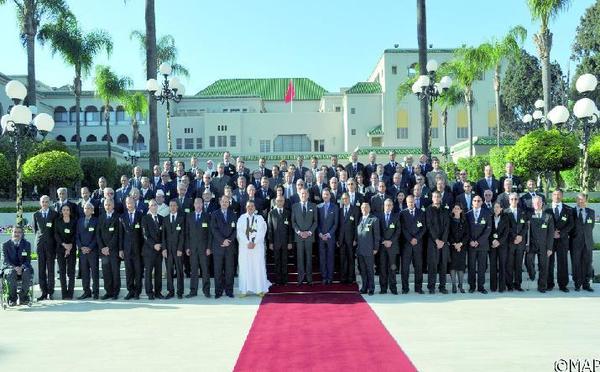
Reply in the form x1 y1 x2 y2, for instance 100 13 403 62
0 48 501 166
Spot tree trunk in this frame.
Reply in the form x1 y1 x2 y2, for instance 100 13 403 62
146 0 159 166
494 64 501 147
24 0 37 106
417 0 430 158
466 89 474 157
105 103 112 158
74 67 82 158
132 119 139 153
533 28 552 130
442 108 449 162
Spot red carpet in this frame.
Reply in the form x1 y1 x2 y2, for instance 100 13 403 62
267 282 358 294
233 292 417 372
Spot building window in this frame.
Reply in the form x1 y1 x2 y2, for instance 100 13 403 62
53 107 68 123
260 140 271 153
396 109 409 139
222 108 228 113
196 138 203 149
209 136 215 147
350 108 356 115
217 125 228 131
242 108 248 112
335 106 341 112
431 110 439 139
397 128 408 139
230 135 237 147
457 127 468 138
184 138 194 149
391 65 397 75
457 109 468 139
407 63 417 78
313 139 325 152
351 129 356 135
488 127 497 136
230 108 240 112
115 106 126 122
273 135 310 152
431 128 439 138
176 138 183 149
184 127 194 134
217 135 227 147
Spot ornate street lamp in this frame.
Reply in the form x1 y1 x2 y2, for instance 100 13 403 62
412 59 452 160
1 80 55 226
123 149 141 165
548 73 599 194
146 63 185 164
520 99 546 134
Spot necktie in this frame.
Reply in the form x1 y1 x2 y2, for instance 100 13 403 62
344 206 348 218
324 203 328 216
386 213 390 226
130 213 134 224
223 211 227 222
196 213 200 222
303 204 307 214
154 215 158 224
513 209 517 221
475 210 479 221
410 209 414 217
43 211 47 219
487 178 492 188
554 206 560 220
278 209 282 215
579 208 584 223
171 215 175 224
84 218 89 228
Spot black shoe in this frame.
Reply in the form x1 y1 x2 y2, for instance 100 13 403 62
574 287 581 292
469 288 475 293
124 293 134 300
459 288 465 294
547 285 555 291
77 293 91 300
402 289 409 294
379 290 387 294
499 289 505 293
215 294 222 299
307 282 313 286
177 294 183 299
92 294 99 300
428 289 435 294
515 287 524 292
507 285 513 291
101 294 111 300
165 292 174 299
559 287 569 293
48 294 54 300
148 294 155 300
204 292 211 298
359 289 367 294
185 292 198 298
391 289 398 295
8 300 17 307
368 290 374 296
583 286 594 292
37 293 48 301
155 293 165 299
440 288 448 294
416 289 424 294
479 289 488 294
538 288 546 293
226 293 234 298
112 295 119 300
134 295 140 300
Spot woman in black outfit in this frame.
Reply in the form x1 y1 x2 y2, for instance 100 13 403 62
54 204 77 299
489 202 510 292
449 203 469 293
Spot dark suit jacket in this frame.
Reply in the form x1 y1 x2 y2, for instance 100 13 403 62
505 207 528 248
97 213 120 254
163 213 185 253
529 211 554 253
54 217 77 247
142 214 164 254
291 202 318 243
476 177 500 201
452 181 467 197
520 192 545 211
337 204 359 244
383 162 398 178
33 209 58 253
185 211 212 252
174 197 194 214
317 202 339 239
76 198 99 218
119 210 144 257
223 163 236 177
400 209 427 248
53 200 79 221
210 209 237 252
370 193 387 215
2 239 32 270
499 175 522 193
267 208 293 246
456 192 475 212
490 213 510 246
356 214 380 256
379 212 401 254
545 204 574 249
426 205 450 246
466 208 492 250
254 167 272 181
345 162 365 179
157 181 177 202
364 162 379 180
75 217 98 252
570 207 595 250
115 186 132 205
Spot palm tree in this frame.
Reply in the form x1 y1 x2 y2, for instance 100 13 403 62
416 0 429 156
526 0 571 129
130 31 190 78
447 46 490 157
0 0 70 106
94 65 132 158
121 92 148 153
437 85 464 161
480 25 527 146
37 14 113 157
142 0 159 166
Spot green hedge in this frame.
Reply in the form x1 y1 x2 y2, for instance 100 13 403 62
456 155 489 181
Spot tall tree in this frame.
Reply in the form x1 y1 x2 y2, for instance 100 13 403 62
38 13 113 157
571 0 600 105
121 92 148 153
447 45 490 157
526 0 572 129
94 65 131 158
145 0 158 167
130 31 190 78
480 25 527 146
437 84 464 160
416 0 430 157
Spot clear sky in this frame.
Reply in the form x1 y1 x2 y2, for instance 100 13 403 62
0 0 594 94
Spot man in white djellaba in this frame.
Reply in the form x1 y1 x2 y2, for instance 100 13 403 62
236 200 271 297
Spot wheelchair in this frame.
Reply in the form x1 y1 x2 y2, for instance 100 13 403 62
0 270 34 309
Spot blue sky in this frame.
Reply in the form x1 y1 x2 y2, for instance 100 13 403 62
0 0 594 94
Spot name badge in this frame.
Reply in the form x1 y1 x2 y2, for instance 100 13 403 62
144 200 149 204
493 233 498 239
108 227 115 232
520 219 525 223
480 219 486 225
355 202 361 206
365 227 370 232
350 216 354 221
176 225 181 231
231 222 236 227
202 222 208 228
444 205 449 209
561 216 567 222
21 251 28 256
424 195 429 199
284 220 289 225
185 208 190 213
166 191 170 196
88 227 95 232
389 224 395 229
266 196 270 200
417 222 423 228
309 209 313 212
541 224 547 229
421 207 426 212
64 228 71 234
46 222 52 227
135 224 140 229
587 218 593 224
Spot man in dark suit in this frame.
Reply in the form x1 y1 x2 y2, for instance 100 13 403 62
498 162 522 193
54 187 78 221
201 190 219 215
570 193 595 292
268 196 293 285
317 189 339 285
255 157 273 180
337 193 358 284
92 176 107 202
356 202 380 295
75 201 99 299
211 195 238 298
235 162 251 186
456 181 475 212
115 175 132 207
119 197 144 300
32 195 57 301
268 165 284 190
193 172 212 199
426 191 450 294
520 179 545 211
476 165 500 201
345 151 365 179
185 197 212 297
212 164 232 198
417 154 433 176
1 226 32 306
142 200 164 299
294 155 309 180
363 152 378 181
370 181 387 215
292 189 318 285
163 199 186 299
546 189 574 292
452 170 469 197
400 195 426 294
97 198 121 300
466 195 492 293
379 199 401 294
77 187 98 218
526 196 555 293
222 151 236 177
495 179 513 210
175 184 194 214
505 193 528 291
383 151 398 178
157 172 177 203
239 185 265 216
258 177 275 206
139 177 155 205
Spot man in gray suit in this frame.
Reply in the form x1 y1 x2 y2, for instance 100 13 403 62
292 189 318 285
357 202 380 295
211 163 232 198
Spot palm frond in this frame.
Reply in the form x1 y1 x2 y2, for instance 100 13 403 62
94 65 132 104
527 0 572 28
121 91 148 120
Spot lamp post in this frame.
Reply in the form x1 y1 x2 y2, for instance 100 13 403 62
412 59 452 159
146 63 185 165
548 73 599 194
1 80 55 226
123 149 141 165
520 99 546 134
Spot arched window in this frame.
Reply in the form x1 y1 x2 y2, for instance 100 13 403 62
115 105 126 123
69 106 84 124
55 135 66 142
136 134 146 150
117 134 129 146
53 106 67 123
84 105 100 125
102 134 113 142
99 105 115 123
86 134 97 142
70 135 80 142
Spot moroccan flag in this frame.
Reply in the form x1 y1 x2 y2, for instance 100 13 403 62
284 79 295 103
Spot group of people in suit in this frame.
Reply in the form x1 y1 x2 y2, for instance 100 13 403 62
1 150 595 305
